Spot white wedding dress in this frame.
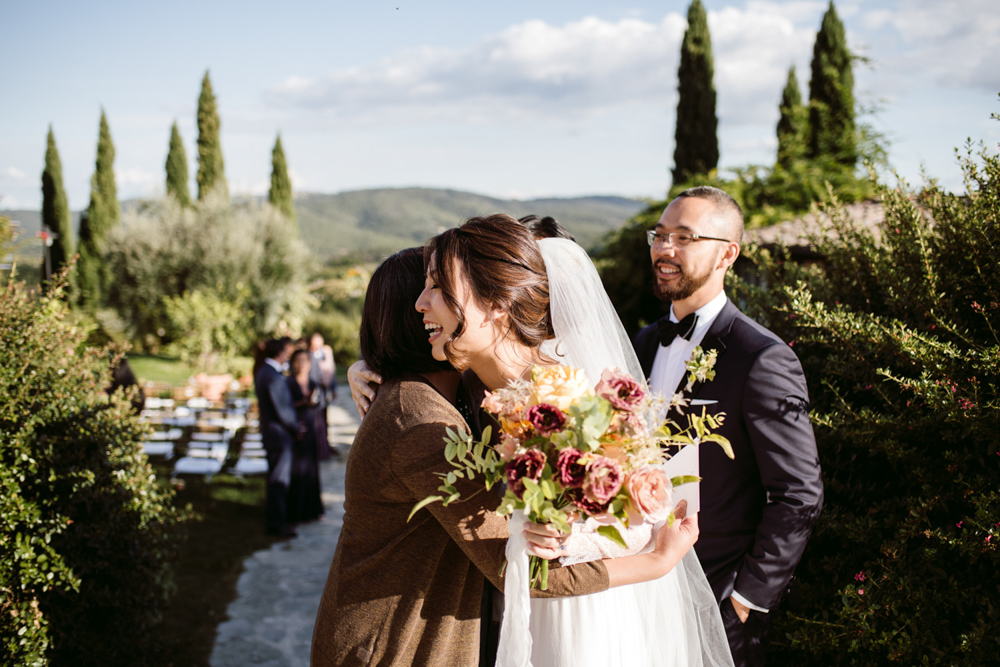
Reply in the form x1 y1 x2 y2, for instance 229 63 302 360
496 239 734 667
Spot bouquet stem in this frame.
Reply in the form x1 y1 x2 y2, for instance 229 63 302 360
528 554 549 590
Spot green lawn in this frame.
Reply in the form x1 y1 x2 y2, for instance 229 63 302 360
151 467 278 666
129 354 193 387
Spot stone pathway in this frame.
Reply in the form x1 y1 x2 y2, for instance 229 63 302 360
210 396 359 667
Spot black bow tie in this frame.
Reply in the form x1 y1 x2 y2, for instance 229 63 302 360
657 313 698 346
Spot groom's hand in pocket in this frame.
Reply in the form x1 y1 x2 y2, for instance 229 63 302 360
730 595 751 623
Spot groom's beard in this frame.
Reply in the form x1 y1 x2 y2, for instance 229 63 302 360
653 259 713 302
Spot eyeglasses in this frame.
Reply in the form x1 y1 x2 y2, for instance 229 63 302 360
646 230 731 248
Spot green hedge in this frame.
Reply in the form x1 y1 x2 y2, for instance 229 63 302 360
728 144 1000 664
1 275 184 665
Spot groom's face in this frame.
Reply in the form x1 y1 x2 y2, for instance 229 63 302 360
650 197 727 303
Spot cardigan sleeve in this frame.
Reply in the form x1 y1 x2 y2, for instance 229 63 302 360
394 420 609 598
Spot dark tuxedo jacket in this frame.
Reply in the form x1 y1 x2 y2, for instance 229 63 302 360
254 362 299 454
634 300 823 609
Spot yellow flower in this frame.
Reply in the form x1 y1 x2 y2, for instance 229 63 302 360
529 365 592 412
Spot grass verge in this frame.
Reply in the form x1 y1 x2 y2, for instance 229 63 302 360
151 467 277 666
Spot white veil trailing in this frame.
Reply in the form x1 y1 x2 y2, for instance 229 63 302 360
496 238 734 667
537 238 646 393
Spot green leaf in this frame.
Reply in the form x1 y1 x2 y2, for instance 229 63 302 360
596 524 628 549
408 495 443 521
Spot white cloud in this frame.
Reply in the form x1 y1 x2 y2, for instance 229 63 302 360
885 0 1000 91
115 167 160 199
3 167 28 182
265 8 819 131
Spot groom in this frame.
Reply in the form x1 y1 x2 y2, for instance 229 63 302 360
633 186 823 667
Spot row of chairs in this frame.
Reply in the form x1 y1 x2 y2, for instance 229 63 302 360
140 394 267 480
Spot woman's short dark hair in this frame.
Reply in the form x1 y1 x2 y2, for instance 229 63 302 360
424 214 553 368
359 247 454 379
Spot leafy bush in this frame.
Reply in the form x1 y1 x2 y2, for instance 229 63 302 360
163 286 254 373
105 191 313 354
0 274 184 665
727 143 1000 664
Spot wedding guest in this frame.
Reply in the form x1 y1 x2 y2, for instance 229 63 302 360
308 332 337 459
254 336 300 538
633 186 823 667
287 348 324 523
106 356 145 414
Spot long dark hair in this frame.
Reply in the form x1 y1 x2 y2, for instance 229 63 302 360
359 247 454 379
424 214 553 368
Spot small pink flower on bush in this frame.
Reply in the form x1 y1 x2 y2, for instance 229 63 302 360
505 450 546 498
858 589 865 595
526 402 567 436
583 456 623 506
624 466 672 523
555 447 587 488
595 369 646 412
854 571 866 582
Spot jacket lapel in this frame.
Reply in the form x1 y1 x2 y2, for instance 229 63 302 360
671 300 737 399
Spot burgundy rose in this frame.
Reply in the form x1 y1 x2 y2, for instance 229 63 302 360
583 456 624 506
505 449 547 498
566 487 609 515
555 447 587 489
595 369 646 412
526 402 567 436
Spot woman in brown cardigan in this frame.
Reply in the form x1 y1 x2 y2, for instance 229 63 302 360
312 247 695 667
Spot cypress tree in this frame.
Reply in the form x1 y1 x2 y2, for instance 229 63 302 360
807 1 856 166
268 134 296 227
672 0 719 185
41 126 74 280
776 66 808 169
77 110 119 310
165 122 191 206
196 71 227 200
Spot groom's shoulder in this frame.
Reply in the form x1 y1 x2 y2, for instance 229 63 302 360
727 304 791 354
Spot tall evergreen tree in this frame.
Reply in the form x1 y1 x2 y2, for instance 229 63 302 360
196 71 227 200
268 134 296 227
672 0 719 185
807 1 856 166
41 126 74 280
165 121 191 206
77 110 119 310
776 66 808 169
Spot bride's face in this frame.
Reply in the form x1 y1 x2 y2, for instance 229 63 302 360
415 256 497 365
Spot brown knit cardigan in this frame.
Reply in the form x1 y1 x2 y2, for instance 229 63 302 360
311 374 609 666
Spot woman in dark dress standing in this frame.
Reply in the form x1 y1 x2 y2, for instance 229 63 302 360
286 348 324 523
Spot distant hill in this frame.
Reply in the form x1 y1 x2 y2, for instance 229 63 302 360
295 187 646 260
3 187 646 263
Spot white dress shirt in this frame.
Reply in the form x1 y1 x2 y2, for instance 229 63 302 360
264 357 285 374
648 290 728 401
648 289 770 614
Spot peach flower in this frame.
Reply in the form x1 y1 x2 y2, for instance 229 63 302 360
625 466 673 523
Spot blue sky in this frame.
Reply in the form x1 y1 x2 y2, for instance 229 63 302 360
2 0 998 211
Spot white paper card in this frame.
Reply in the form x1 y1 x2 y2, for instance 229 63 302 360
663 444 700 514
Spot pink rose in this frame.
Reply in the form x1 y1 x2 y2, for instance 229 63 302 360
555 448 587 488
526 402 567 436
595 368 646 412
624 466 673 523
583 456 623 506
505 449 547 498
481 392 504 415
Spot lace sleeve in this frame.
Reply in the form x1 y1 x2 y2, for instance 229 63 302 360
558 519 656 566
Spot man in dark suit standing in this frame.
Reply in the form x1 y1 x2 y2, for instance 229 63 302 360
633 186 823 667
254 337 301 538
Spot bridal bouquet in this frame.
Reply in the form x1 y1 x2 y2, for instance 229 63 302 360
411 364 732 589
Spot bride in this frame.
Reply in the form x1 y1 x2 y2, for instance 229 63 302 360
415 215 733 667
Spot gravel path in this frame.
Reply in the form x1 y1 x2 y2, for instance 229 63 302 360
210 397 359 667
